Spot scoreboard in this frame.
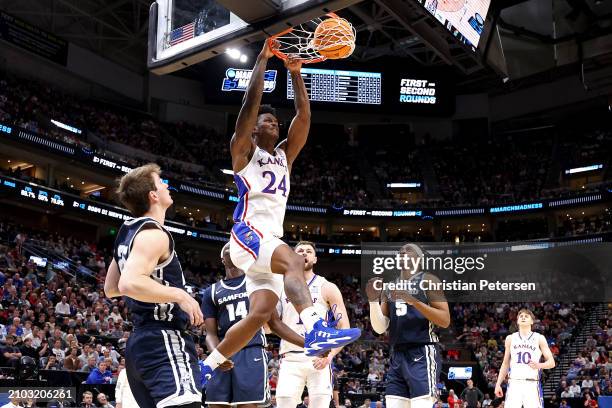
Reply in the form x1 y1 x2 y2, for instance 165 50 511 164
287 68 382 105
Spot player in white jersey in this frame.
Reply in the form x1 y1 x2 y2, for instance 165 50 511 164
275 241 352 408
201 41 361 385
495 309 555 408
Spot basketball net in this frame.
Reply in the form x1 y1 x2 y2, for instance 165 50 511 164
269 13 356 64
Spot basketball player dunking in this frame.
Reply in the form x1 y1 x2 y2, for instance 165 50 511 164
367 243 451 408
495 309 556 408
201 41 361 385
276 241 353 408
104 163 203 408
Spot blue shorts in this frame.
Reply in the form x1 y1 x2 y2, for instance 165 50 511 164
126 326 202 408
386 344 441 400
205 346 269 405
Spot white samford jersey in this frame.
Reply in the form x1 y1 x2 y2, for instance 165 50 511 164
278 275 329 355
233 146 290 237
509 331 543 380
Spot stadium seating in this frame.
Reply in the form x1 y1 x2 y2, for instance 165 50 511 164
2 72 610 210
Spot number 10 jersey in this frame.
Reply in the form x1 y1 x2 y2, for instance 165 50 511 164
233 146 290 237
509 331 542 380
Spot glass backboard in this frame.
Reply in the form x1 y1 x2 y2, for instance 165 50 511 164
148 0 364 74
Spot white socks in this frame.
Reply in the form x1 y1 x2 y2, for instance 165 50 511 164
300 306 322 332
204 349 227 370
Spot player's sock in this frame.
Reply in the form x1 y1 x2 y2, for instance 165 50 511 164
203 348 227 370
299 306 322 332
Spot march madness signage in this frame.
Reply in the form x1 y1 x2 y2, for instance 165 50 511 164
221 68 277 92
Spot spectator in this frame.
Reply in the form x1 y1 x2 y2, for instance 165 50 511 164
482 394 492 407
359 399 371 408
96 393 113 408
20 336 38 359
340 399 352 408
7 317 23 338
64 347 81 371
80 391 96 408
460 380 484 408
297 396 309 408
447 389 459 406
583 393 598 408
78 344 94 366
86 361 113 384
561 387 574 398
55 295 71 316
1 335 21 368
559 400 571 408
570 380 581 396
44 354 62 370
51 339 66 362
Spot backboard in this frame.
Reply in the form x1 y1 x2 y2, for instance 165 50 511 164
148 0 365 75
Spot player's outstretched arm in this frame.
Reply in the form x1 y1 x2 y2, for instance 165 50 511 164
366 278 390 334
117 228 203 326
268 310 305 348
530 336 555 370
279 57 311 168
231 42 275 171
495 335 512 397
104 259 121 298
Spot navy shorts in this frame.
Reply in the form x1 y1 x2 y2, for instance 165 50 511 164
126 326 202 408
386 344 441 400
205 346 269 405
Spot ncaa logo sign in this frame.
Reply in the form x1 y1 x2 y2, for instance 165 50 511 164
222 68 277 93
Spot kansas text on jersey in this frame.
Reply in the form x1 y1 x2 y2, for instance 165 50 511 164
233 146 290 237
509 331 543 381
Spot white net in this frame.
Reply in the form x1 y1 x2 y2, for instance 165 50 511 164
270 14 356 63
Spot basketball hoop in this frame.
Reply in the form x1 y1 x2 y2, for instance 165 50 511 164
268 13 356 64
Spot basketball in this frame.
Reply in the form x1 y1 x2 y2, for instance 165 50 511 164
312 17 355 59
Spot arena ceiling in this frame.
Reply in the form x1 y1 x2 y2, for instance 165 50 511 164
1 0 611 93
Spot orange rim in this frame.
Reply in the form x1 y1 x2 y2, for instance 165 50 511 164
268 12 341 64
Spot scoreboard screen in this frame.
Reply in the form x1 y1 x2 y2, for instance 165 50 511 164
287 68 382 105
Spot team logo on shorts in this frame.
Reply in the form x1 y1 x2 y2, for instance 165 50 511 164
245 231 254 243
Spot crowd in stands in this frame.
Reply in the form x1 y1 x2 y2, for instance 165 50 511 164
555 305 612 402
431 133 553 206
557 209 612 237
2 72 611 212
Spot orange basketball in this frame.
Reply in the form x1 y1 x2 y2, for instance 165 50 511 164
313 17 355 59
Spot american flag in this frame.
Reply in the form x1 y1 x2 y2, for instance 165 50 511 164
168 22 195 46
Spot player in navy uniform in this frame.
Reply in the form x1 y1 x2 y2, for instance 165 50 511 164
201 242 304 407
104 163 203 408
367 243 450 408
